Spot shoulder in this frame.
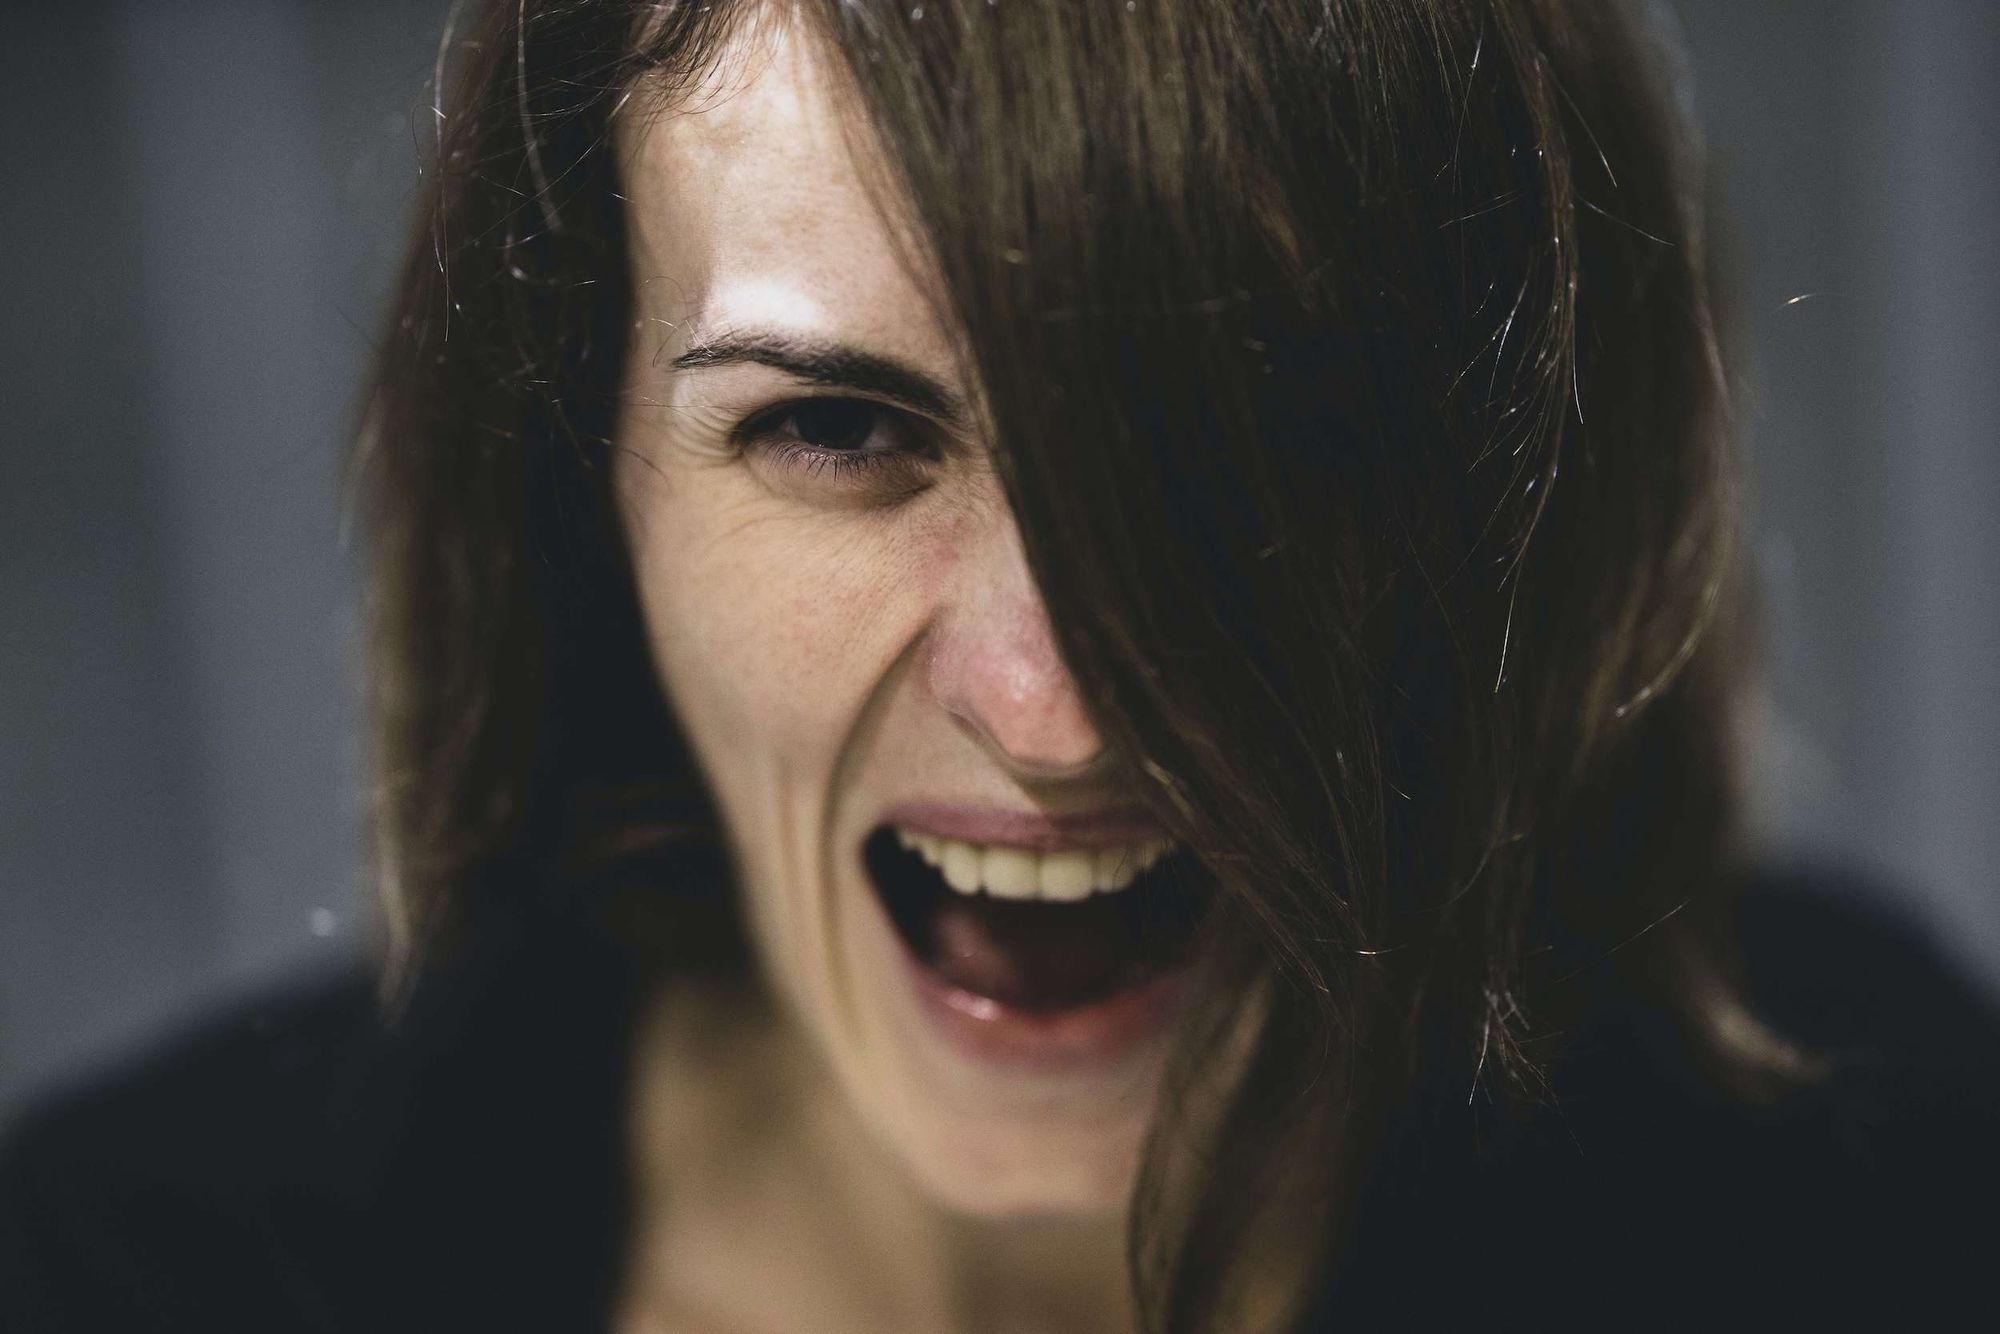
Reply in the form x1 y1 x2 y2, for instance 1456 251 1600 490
0 966 382 1330
0 891 648 1331
1319 866 2000 1329
1591 871 2000 1318
1736 863 2000 1069
1712 866 2000 1213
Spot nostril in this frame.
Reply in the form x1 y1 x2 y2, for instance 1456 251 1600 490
948 708 1107 780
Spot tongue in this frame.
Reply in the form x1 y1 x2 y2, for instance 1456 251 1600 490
924 897 1156 1010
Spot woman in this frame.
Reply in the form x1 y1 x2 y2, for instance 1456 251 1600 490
3 1 1994 1329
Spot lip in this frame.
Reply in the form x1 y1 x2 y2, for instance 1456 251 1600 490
876 801 1166 852
896 940 1188 1073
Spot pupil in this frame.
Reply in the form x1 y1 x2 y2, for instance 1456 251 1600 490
792 400 875 451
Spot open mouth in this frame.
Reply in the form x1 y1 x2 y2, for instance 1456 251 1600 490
862 824 1211 1014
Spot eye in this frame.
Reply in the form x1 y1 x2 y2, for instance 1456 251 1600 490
732 396 936 490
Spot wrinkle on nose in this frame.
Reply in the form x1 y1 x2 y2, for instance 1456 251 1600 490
927 595 1107 780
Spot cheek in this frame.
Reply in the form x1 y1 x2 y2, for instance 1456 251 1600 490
620 467 956 1004
620 467 946 801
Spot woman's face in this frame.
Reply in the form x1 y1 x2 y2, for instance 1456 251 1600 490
612 18 1193 1218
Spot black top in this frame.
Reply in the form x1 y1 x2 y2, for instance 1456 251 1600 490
2 866 1996 1331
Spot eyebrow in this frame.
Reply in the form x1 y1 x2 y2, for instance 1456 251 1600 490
669 330 968 426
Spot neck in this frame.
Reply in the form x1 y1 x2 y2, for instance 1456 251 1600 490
617 973 1139 1334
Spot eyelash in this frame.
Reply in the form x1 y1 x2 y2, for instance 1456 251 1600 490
731 397 935 484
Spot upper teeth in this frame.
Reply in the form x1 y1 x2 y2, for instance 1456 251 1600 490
893 828 1173 901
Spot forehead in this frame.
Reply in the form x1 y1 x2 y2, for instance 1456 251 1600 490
617 15 947 356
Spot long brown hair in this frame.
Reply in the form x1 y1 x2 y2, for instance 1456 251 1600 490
354 1 1807 1327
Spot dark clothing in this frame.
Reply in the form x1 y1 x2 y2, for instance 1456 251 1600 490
1313 874 2000 1329
0 889 645 1333
3 867 1996 1331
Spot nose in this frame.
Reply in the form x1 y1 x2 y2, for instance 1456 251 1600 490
925 521 1107 780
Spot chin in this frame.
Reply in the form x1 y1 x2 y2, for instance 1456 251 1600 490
882 1085 1155 1221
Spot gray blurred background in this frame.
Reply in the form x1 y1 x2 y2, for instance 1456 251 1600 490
2 1 1996 1120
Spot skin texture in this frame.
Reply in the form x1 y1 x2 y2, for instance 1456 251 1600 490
609 12 1156 1331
